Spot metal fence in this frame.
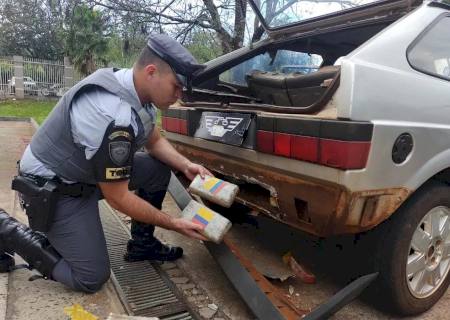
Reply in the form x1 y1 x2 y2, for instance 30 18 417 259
23 57 65 97
0 57 14 99
0 55 78 100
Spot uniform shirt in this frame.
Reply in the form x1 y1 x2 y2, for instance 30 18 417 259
20 69 156 181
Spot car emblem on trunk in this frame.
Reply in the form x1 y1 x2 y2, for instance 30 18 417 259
205 116 243 137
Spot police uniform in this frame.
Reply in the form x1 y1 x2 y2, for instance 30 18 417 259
0 34 205 293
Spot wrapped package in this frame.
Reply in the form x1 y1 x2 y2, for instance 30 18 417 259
188 175 239 208
181 199 232 243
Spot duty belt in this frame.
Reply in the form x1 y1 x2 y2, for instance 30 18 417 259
19 173 97 198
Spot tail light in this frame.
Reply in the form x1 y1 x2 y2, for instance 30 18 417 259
257 117 372 170
162 117 188 135
163 108 372 171
161 109 188 135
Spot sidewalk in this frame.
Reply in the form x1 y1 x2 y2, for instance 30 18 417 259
0 119 124 320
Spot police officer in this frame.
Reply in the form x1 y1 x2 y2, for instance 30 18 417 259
0 34 211 293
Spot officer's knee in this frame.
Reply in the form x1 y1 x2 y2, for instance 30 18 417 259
149 158 171 187
73 267 111 293
134 153 171 191
159 163 171 187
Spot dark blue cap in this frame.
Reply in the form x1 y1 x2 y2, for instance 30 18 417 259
147 34 205 86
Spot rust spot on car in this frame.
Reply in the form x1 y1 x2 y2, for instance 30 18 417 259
172 142 412 237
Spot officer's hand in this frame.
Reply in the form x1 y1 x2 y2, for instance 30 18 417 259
172 218 209 241
183 162 213 181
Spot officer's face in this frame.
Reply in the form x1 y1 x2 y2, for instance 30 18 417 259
145 65 183 109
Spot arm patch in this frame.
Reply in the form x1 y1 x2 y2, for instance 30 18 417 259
91 121 136 182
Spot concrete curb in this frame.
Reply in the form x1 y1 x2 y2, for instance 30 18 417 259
0 116 39 130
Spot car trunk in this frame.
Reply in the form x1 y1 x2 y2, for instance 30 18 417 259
184 64 340 115
161 104 379 236
161 0 421 236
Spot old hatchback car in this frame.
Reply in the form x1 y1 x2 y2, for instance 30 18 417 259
162 0 450 315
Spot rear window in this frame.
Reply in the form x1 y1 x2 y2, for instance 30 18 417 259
254 0 385 29
408 15 450 81
219 50 323 86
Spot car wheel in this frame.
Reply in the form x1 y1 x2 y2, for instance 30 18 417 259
374 180 450 315
40 88 50 96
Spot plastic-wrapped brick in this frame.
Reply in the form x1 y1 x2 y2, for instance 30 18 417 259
188 175 239 208
181 199 232 243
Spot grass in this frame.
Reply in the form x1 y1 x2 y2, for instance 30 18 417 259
0 99 161 127
0 99 55 124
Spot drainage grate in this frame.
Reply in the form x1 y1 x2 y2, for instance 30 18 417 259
99 201 196 320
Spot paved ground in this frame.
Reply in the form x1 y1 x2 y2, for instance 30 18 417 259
2 118 450 319
157 194 450 320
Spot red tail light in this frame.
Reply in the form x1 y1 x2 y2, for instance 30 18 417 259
163 109 372 171
274 133 291 157
162 117 188 135
291 135 319 163
320 139 371 170
257 131 371 170
256 130 274 153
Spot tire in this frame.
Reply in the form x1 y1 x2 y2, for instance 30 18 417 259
373 180 450 315
40 88 50 96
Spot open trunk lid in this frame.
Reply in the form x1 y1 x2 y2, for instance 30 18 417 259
248 0 422 39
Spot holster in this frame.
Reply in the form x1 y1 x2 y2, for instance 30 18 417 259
11 175 59 232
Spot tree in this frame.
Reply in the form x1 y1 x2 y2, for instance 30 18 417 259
186 30 222 63
65 4 110 75
0 0 64 59
92 0 249 54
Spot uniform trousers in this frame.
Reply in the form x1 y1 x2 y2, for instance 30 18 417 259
47 152 170 293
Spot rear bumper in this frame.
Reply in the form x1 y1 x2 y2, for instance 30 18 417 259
171 141 411 237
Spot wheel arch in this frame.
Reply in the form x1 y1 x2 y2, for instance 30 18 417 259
405 149 450 194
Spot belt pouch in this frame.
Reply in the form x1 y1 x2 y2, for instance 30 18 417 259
11 175 59 232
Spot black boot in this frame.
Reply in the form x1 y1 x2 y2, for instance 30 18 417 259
0 208 15 272
0 208 61 279
0 253 14 273
124 190 183 262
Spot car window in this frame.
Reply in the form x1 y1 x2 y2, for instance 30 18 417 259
253 0 384 29
219 50 323 86
408 15 450 81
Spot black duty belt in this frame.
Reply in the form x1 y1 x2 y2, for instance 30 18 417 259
19 173 97 198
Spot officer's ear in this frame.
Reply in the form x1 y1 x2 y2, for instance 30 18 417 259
144 64 157 78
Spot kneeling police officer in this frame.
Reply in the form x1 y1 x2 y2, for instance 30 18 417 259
0 34 210 293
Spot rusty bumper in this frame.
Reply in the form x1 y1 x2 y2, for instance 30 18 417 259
172 142 411 237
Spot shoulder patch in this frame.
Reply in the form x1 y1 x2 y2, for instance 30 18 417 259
109 141 131 166
106 166 131 179
108 131 132 140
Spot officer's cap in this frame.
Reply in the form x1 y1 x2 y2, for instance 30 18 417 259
147 34 205 87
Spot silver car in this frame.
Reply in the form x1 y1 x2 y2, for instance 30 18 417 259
163 0 450 315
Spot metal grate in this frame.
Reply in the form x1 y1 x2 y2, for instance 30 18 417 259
99 201 196 320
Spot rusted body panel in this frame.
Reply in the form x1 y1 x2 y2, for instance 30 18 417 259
172 142 412 237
